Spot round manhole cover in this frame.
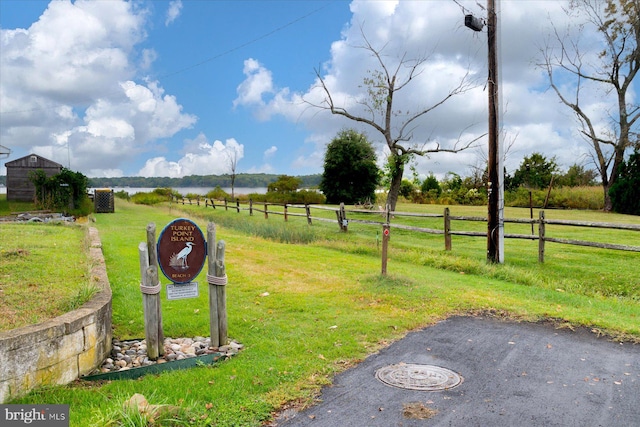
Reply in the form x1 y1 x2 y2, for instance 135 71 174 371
375 363 463 391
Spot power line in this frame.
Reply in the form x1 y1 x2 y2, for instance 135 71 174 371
158 3 331 79
0 2 333 115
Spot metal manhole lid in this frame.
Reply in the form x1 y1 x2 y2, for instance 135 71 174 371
375 363 463 391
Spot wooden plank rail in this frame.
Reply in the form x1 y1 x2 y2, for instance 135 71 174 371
544 237 640 252
174 195 640 261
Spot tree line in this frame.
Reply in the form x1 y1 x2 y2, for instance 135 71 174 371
318 128 640 214
87 173 321 189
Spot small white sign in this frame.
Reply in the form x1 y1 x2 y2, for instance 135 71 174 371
166 281 199 300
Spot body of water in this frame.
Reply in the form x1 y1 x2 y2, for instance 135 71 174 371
0 186 267 196
90 187 267 196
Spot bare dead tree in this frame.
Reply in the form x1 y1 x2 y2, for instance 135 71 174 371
539 0 640 211
225 145 240 199
305 33 482 210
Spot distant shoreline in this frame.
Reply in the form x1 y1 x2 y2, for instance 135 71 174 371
90 187 268 196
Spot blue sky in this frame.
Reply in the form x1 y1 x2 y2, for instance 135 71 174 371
0 0 625 179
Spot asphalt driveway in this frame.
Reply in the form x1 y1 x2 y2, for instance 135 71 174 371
274 316 640 427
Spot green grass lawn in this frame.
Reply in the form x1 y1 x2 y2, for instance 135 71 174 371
0 222 94 330
8 198 640 427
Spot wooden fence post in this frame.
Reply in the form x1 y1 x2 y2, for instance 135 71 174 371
381 224 390 276
538 210 545 263
249 199 253 216
284 204 288 221
305 204 312 225
444 207 452 251
264 203 269 219
224 199 228 211
236 199 240 213
339 202 348 232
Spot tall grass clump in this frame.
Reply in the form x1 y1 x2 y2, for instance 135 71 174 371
114 190 130 201
505 186 604 210
90 391 195 427
130 188 180 205
243 190 326 205
206 212 318 244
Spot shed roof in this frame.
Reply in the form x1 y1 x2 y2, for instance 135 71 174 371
5 154 63 169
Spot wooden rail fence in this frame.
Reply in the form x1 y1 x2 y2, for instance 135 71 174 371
171 196 640 262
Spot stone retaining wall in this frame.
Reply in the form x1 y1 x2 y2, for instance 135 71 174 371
0 227 112 403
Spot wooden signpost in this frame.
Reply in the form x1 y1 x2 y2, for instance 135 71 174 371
138 223 163 360
206 223 227 347
140 219 229 360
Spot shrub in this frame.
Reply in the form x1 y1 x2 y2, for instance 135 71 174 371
205 186 230 200
153 187 181 198
114 190 130 200
131 191 170 205
30 167 91 216
504 186 603 210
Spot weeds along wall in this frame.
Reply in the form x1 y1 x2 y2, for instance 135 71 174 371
0 227 112 403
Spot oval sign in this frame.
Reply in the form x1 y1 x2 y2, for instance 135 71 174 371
157 218 207 284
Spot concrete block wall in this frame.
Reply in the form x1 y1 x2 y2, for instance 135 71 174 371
0 227 112 403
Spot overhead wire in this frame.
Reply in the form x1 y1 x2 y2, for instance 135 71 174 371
158 3 331 80
0 2 334 115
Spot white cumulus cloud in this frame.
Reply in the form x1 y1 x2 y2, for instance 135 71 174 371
165 0 183 26
138 134 244 178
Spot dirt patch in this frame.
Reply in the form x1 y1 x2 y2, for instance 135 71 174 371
402 401 437 419
1 248 30 258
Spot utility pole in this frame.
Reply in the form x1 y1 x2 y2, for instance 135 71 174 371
486 0 503 263
466 0 504 263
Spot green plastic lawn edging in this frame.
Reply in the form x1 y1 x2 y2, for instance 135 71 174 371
81 352 226 381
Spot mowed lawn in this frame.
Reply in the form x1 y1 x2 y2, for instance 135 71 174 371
7 198 640 427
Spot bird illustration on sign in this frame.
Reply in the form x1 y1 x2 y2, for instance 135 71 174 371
169 242 194 270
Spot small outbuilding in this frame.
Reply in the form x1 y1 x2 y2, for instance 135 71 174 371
5 154 63 202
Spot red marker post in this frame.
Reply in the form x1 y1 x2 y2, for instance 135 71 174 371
381 225 390 276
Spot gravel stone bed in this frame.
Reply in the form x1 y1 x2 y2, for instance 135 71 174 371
95 336 243 374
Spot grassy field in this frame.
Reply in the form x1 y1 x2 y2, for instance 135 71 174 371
7 198 640 426
0 222 94 330
0 195 100 330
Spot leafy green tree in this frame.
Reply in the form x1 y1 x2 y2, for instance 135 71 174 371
420 173 441 196
268 175 302 193
556 164 598 187
319 129 380 204
511 153 559 190
609 149 640 214
399 179 417 200
441 172 463 192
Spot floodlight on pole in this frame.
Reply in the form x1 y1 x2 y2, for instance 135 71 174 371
464 14 484 32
